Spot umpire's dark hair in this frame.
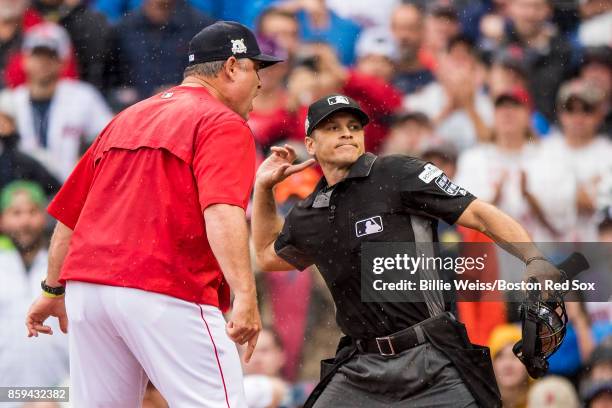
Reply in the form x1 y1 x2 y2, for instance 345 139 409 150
256 7 297 34
183 60 226 79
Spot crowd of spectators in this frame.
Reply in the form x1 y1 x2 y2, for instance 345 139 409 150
0 0 610 407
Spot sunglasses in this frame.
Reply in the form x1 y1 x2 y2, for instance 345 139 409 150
563 103 596 114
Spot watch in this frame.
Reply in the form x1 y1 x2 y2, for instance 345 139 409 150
41 280 65 296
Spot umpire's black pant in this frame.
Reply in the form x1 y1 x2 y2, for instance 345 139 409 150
312 342 478 408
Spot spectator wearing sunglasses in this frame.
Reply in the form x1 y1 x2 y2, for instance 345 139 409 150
542 79 612 241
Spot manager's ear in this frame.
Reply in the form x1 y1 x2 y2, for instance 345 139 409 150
223 56 240 80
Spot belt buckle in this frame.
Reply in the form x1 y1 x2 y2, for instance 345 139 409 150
376 336 396 356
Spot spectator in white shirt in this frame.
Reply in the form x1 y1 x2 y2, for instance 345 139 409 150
456 87 577 242
354 27 398 83
542 79 612 242
578 0 612 48
11 23 113 181
0 181 69 402
404 35 493 151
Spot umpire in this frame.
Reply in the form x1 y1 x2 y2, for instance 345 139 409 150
252 95 561 407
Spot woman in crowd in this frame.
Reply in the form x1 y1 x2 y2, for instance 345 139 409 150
455 87 577 243
489 324 531 408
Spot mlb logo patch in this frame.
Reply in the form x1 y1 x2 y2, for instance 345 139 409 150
161 92 174 99
327 95 350 105
188 54 195 62
355 216 383 237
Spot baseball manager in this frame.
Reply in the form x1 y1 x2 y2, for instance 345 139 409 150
26 21 281 407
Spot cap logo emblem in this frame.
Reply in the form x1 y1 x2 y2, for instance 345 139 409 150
327 95 349 105
231 38 247 54
305 118 310 134
188 54 195 62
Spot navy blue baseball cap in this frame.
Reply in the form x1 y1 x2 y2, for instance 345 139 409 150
188 21 283 68
305 94 369 136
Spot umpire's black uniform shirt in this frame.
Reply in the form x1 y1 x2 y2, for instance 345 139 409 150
274 153 476 339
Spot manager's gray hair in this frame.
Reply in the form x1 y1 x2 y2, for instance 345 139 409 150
183 60 226 79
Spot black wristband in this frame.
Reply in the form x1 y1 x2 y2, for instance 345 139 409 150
41 280 65 296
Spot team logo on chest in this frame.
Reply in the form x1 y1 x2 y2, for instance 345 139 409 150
355 216 383 237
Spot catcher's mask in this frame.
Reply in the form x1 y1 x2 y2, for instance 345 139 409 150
512 252 589 379
512 279 568 378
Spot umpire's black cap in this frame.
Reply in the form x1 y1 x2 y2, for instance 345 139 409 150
305 94 370 136
188 21 283 68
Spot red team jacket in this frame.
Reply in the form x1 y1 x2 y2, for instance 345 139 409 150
48 86 256 311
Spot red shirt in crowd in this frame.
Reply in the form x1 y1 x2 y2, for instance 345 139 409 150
3 10 79 88
295 71 402 153
47 86 256 311
3 51 79 88
341 70 403 152
248 94 299 149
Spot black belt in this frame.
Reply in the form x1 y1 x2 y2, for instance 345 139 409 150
354 323 427 356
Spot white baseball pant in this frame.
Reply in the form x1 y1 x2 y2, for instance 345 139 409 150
64 281 247 408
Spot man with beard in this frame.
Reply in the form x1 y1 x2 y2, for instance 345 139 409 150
390 2 435 95
0 181 69 397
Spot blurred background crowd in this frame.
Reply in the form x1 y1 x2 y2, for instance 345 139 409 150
0 0 610 407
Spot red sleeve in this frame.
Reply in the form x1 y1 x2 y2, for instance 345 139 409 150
47 143 97 230
193 120 256 211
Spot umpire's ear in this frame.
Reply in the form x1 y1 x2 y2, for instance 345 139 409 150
305 135 317 159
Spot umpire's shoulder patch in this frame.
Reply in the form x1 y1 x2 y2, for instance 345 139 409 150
434 174 465 196
418 163 443 183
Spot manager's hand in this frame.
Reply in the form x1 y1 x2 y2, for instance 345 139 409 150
26 295 68 337
226 291 261 363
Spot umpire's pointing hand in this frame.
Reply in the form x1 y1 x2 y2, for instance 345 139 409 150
256 144 315 189
227 291 261 363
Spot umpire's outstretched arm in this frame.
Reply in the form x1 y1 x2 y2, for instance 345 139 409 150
456 199 561 284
